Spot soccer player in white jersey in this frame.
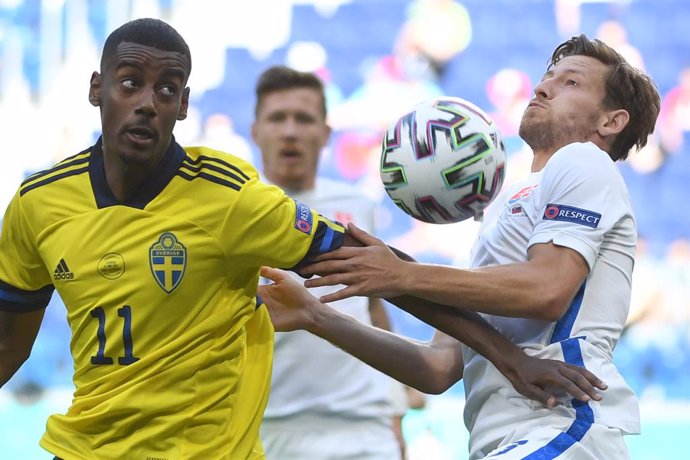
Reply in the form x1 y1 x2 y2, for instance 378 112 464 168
251 65 405 460
259 35 661 459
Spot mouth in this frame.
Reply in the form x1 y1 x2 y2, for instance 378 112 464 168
124 125 156 145
527 100 545 110
280 149 302 161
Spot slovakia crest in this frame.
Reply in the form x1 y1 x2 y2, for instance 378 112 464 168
150 233 187 293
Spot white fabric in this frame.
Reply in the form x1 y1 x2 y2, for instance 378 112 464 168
261 177 399 459
464 142 639 459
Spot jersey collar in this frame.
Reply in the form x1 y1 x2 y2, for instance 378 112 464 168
89 136 186 209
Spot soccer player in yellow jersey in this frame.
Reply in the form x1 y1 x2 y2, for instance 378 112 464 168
0 18 345 459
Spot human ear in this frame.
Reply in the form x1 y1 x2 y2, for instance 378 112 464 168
89 71 102 107
599 109 630 137
177 87 191 121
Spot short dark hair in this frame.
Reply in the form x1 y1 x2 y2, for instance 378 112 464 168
254 65 327 118
549 34 660 161
101 18 192 82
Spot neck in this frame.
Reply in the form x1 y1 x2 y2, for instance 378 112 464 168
530 148 556 172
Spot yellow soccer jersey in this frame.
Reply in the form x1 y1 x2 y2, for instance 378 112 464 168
0 139 345 459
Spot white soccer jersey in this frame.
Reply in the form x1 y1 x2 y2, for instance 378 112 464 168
463 142 640 458
264 177 395 419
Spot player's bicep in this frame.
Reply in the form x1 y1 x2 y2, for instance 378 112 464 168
527 242 589 315
222 180 344 268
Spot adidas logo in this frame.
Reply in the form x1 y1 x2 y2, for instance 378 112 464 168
54 258 75 280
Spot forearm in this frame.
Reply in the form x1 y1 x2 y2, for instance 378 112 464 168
387 295 524 379
396 262 543 316
307 299 457 393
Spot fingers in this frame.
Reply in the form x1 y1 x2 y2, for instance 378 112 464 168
347 222 384 246
568 365 608 390
528 385 557 408
304 273 348 288
561 365 606 401
260 266 286 282
318 286 357 303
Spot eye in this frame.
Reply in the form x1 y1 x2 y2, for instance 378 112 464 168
159 85 176 97
121 78 137 89
566 79 579 86
296 113 317 124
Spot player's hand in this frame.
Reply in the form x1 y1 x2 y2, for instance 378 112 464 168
502 352 607 408
301 222 409 303
258 267 321 332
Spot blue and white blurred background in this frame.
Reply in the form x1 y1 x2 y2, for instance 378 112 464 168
1 1 688 459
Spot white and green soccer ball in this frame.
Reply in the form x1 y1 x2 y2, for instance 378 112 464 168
380 96 507 224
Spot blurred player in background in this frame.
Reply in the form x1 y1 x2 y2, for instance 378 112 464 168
252 65 406 460
267 34 661 459
0 18 348 459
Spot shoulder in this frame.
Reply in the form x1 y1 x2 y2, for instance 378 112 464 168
547 142 618 177
179 146 261 194
19 147 92 198
182 146 260 180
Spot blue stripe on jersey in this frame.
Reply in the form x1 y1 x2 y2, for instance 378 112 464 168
518 283 594 459
255 294 263 310
0 281 54 312
521 338 594 459
550 281 586 344
176 170 242 191
20 166 90 197
318 225 335 254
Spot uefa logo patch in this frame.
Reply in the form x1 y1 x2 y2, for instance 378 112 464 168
543 204 601 228
293 200 313 235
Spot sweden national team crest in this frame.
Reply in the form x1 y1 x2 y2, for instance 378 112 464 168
150 233 187 293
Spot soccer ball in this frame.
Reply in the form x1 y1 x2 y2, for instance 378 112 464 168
380 96 507 224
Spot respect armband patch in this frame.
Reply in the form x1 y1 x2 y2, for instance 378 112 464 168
293 199 313 235
543 203 601 228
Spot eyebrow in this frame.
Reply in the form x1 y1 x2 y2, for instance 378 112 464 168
544 67 588 79
114 60 187 81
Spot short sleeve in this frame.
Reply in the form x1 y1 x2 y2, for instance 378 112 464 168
219 178 345 268
0 191 54 311
529 143 633 270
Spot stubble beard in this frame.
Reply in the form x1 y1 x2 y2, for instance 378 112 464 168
519 114 592 153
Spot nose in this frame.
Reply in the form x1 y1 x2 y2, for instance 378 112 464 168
135 88 157 118
533 78 550 100
280 117 299 138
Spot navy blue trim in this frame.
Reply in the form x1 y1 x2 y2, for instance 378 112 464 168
89 137 186 209
175 170 242 191
182 155 251 182
21 148 91 187
550 281 586 344
255 294 263 310
0 280 54 312
20 167 90 197
290 218 345 273
20 148 92 197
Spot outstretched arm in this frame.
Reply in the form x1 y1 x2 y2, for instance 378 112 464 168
259 267 606 406
303 223 588 321
259 266 462 394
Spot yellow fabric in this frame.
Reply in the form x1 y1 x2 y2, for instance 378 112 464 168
0 144 343 459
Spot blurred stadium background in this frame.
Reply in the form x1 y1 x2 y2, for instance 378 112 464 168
1 1 688 459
